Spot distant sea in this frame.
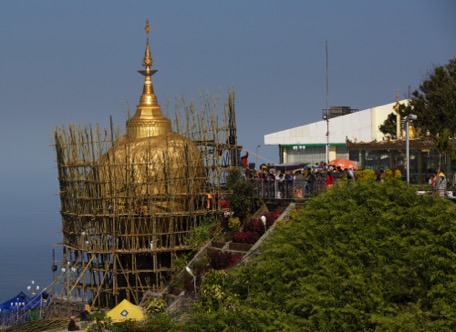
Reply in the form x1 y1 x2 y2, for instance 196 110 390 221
0 179 62 303
0 242 58 302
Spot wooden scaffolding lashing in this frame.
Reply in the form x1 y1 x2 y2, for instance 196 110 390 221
53 90 242 308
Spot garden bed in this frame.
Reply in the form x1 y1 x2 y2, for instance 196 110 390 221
211 240 227 249
228 242 253 252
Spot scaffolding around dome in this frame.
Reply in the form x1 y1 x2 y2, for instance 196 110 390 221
52 90 242 308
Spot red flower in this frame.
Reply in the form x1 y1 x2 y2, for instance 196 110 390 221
233 231 260 244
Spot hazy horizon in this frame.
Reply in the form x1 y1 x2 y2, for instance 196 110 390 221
0 0 455 301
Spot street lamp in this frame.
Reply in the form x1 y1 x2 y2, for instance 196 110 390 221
27 280 40 297
255 145 261 169
13 297 24 322
185 266 197 297
323 111 330 165
61 261 71 298
406 114 417 184
293 144 305 163
27 280 42 319
260 215 267 234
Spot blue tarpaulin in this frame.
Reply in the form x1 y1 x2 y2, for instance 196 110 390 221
0 292 28 311
0 291 50 326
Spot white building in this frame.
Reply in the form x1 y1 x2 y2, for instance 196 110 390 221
264 100 408 165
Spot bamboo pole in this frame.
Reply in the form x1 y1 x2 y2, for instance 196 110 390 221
52 90 242 308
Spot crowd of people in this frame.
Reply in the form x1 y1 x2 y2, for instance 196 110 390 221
243 161 456 200
427 169 453 197
244 162 355 199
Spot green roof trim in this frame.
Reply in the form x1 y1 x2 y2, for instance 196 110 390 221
281 143 346 147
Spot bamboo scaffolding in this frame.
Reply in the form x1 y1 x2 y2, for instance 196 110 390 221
53 90 241 308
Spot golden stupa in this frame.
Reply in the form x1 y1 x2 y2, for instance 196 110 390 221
53 20 241 308
97 20 205 214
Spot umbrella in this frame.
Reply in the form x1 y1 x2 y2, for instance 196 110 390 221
329 158 359 170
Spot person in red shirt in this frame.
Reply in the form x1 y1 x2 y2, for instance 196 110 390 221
326 171 335 188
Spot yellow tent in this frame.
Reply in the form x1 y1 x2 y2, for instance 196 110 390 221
107 299 145 323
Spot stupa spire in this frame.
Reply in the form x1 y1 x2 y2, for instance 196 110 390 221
127 20 172 139
138 19 157 107
143 20 153 66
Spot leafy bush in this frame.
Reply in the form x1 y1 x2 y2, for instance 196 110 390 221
385 168 403 179
142 313 180 331
111 319 140 332
172 252 192 274
232 231 260 244
356 169 376 182
228 217 241 230
207 249 241 270
87 311 112 332
145 297 167 316
243 218 264 234
111 313 179 332
226 170 258 220
185 219 219 249
263 210 282 226
184 179 456 331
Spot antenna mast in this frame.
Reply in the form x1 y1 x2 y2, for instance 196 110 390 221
325 41 330 164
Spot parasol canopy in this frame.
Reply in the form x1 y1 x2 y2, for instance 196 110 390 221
329 158 359 170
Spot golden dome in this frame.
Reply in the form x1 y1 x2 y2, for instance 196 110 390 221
96 20 204 213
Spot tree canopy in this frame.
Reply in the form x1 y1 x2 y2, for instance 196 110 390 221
411 57 456 136
184 180 456 331
379 57 456 139
378 111 399 138
226 170 259 221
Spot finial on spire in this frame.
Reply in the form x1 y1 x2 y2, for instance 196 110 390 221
393 91 402 139
143 19 153 67
393 90 401 113
145 19 151 35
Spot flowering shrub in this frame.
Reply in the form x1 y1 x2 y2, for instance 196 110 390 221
233 231 260 244
227 255 241 268
220 198 229 209
274 218 287 228
110 313 178 331
356 169 376 182
209 224 220 238
263 210 283 227
228 217 241 230
208 249 240 269
244 219 265 234
220 217 229 231
385 168 402 179
145 298 167 315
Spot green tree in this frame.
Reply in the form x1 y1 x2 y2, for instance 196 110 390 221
407 57 456 171
431 127 452 171
378 112 399 138
410 57 456 137
184 180 456 331
225 170 258 221
87 311 113 332
378 102 411 139
379 58 456 171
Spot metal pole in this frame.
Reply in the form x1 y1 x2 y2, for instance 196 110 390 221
325 41 330 165
186 266 197 297
326 117 329 164
406 116 410 184
406 114 417 184
193 277 197 297
256 145 261 169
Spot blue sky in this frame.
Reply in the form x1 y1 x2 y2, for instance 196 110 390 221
0 1 454 266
